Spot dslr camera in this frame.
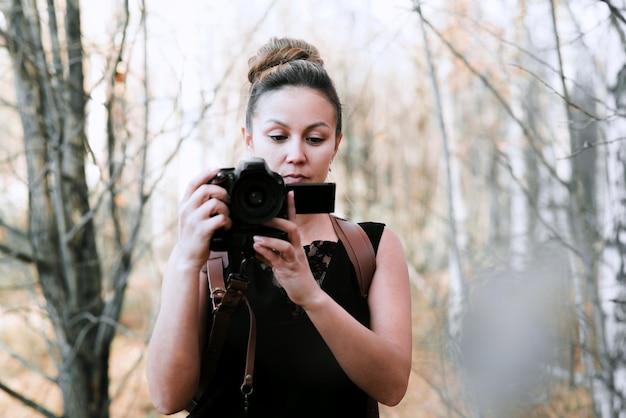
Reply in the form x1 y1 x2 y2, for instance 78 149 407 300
209 157 335 255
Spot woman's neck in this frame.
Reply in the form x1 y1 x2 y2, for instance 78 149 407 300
295 213 337 245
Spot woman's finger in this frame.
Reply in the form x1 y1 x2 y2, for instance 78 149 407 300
181 167 221 202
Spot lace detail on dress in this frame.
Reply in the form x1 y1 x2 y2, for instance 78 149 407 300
260 240 336 318
305 240 335 287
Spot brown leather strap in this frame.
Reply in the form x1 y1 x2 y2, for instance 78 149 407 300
190 253 256 412
207 253 227 311
330 216 380 417
330 215 376 297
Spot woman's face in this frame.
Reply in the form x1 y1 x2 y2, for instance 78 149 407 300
244 86 342 184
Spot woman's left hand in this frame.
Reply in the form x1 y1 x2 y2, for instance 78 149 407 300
252 191 321 306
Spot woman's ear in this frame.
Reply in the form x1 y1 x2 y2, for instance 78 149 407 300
333 132 343 156
242 127 253 152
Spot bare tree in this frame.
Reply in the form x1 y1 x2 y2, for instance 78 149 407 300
598 1 626 415
0 1 137 416
415 0 467 343
0 1 280 415
409 0 626 416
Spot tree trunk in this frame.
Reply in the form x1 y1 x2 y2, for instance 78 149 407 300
600 47 626 418
3 1 109 416
417 3 466 342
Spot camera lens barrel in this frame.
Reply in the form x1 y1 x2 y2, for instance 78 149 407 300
230 171 286 224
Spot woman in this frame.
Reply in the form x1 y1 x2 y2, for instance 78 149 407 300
146 37 412 417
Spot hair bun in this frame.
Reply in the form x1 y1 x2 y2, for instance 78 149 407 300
247 37 324 84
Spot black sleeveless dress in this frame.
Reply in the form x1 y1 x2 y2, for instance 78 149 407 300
189 222 385 418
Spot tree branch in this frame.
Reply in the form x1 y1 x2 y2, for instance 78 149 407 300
0 219 40 264
0 242 34 264
414 4 569 190
0 380 59 418
600 0 626 26
0 341 56 384
559 136 626 160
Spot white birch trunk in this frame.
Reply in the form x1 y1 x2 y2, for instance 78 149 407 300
547 1 620 413
418 6 466 340
599 25 626 414
507 132 528 272
445 89 467 341
598 114 626 418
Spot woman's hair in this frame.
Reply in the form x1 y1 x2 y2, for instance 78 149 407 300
245 37 342 136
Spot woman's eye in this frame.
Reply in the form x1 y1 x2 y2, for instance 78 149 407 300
307 137 325 145
270 135 287 142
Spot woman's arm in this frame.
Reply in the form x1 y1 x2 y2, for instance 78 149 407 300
253 200 412 406
145 250 207 414
146 169 231 414
301 226 412 405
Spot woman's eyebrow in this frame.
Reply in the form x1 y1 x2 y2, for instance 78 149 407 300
306 122 331 130
264 119 331 130
264 118 288 127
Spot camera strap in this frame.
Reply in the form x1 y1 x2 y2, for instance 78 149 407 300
329 215 377 297
330 215 380 418
188 252 256 413
190 215 378 416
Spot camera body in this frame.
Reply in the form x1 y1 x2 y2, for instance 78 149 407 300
209 157 335 255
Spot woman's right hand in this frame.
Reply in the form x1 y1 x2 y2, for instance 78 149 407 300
176 167 232 268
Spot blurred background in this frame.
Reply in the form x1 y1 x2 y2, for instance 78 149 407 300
0 0 624 417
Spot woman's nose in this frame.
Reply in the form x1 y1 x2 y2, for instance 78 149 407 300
285 139 306 163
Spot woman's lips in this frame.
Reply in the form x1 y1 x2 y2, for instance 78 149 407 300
283 175 306 184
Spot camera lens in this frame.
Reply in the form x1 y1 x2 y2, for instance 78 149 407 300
246 189 265 208
231 173 285 224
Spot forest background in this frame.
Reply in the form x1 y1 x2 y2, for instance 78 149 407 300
0 0 625 417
